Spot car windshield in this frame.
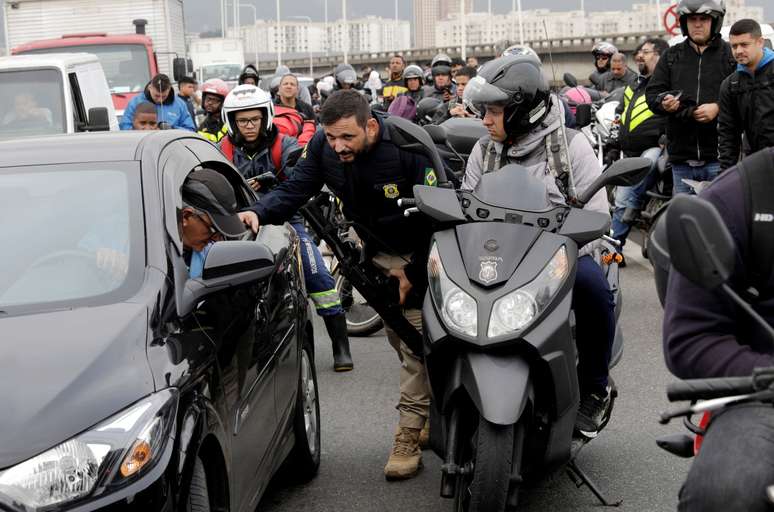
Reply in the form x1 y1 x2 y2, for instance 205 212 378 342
0 164 143 313
20 44 150 94
0 69 66 139
201 63 242 82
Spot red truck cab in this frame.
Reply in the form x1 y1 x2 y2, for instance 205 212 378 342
11 22 160 117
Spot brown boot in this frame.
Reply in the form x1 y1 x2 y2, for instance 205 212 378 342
419 419 430 450
384 426 422 480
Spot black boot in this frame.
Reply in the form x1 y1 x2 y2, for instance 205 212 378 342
323 314 353 372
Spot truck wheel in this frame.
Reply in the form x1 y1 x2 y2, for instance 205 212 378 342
287 339 321 481
455 415 519 512
186 457 211 512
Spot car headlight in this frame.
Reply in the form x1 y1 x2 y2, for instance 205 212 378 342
0 389 178 510
488 246 569 338
428 242 477 337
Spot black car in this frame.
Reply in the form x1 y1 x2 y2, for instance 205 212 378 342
0 131 320 511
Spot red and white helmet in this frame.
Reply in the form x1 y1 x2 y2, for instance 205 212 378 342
200 78 229 102
221 84 274 138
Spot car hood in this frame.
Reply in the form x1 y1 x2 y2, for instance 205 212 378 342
0 302 153 469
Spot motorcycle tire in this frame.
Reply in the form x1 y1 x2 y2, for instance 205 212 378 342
455 416 518 512
333 268 384 337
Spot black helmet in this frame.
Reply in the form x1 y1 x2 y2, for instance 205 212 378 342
677 0 726 41
238 64 260 85
416 97 443 125
431 65 452 78
431 53 452 69
334 63 358 88
463 55 551 137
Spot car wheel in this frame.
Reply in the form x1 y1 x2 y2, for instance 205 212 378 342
287 338 321 481
186 456 211 512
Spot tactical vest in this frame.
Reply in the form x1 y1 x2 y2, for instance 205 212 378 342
480 125 577 199
620 85 655 133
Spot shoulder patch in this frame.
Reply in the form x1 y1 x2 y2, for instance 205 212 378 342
424 167 438 186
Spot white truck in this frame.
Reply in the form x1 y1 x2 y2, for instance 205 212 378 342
189 37 245 88
4 0 188 115
0 53 118 139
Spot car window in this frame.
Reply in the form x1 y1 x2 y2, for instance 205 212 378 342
0 69 66 139
0 162 144 314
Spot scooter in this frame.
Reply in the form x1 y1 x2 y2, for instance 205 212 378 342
651 194 774 507
403 156 651 510
423 117 488 179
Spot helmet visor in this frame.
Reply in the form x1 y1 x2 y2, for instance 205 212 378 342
462 75 510 117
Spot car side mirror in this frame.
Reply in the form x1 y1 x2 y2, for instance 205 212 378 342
173 57 187 83
575 103 592 128
178 241 275 317
576 157 651 205
666 195 735 290
86 107 110 131
384 115 448 186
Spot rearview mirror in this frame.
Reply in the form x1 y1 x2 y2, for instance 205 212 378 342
666 195 735 290
576 157 652 205
563 72 578 88
173 57 187 83
384 115 448 185
178 241 275 317
86 107 110 131
423 124 447 145
575 103 592 128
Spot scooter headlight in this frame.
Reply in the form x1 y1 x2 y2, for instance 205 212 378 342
0 389 178 509
428 242 478 337
488 246 569 338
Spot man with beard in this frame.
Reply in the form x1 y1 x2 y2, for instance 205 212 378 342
238 90 438 481
610 38 669 260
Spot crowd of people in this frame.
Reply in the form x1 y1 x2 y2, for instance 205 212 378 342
111 0 774 503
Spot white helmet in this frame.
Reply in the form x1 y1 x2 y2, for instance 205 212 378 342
222 84 274 138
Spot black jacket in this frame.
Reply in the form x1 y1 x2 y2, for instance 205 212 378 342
646 37 735 164
717 50 774 170
663 152 774 379
249 115 437 276
596 68 638 93
615 76 666 157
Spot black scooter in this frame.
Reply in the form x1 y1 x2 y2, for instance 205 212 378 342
403 156 650 510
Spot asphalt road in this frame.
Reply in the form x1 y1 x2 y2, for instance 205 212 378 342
259 241 690 512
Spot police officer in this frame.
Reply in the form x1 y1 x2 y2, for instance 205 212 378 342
238 90 438 480
220 84 353 372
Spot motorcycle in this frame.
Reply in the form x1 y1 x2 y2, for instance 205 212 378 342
652 194 774 507
402 155 651 510
423 117 488 179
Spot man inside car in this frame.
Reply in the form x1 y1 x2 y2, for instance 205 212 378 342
179 168 247 278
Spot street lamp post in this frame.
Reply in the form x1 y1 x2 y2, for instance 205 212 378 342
276 0 282 67
460 0 467 61
289 16 314 76
239 2 259 70
342 0 348 64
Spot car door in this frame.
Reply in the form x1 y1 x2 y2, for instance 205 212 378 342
159 139 278 509
183 138 297 505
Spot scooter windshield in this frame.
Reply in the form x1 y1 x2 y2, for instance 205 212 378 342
473 164 553 212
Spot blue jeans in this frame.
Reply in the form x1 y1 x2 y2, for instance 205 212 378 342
292 222 343 316
611 164 659 248
672 161 721 195
678 404 774 512
572 256 616 396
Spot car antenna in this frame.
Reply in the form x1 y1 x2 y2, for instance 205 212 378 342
542 20 558 87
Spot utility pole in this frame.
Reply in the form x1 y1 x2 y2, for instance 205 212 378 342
276 0 282 67
460 0 467 61
342 0 348 64
324 0 329 56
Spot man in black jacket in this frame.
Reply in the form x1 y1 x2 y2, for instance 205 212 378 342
645 0 735 195
663 149 774 512
718 19 774 171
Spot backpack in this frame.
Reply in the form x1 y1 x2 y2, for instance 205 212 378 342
273 105 304 139
387 94 417 121
738 149 774 291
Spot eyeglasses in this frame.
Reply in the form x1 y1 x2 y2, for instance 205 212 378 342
637 50 656 55
235 116 262 128
193 210 219 240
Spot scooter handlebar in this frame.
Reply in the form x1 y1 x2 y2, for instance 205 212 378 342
666 376 755 402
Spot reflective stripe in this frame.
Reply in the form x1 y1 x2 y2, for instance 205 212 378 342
310 289 342 309
197 125 228 143
621 86 655 132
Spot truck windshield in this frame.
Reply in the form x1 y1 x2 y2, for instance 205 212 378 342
0 69 66 139
20 44 150 94
201 63 242 82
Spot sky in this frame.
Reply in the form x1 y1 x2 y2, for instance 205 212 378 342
2 0 772 46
